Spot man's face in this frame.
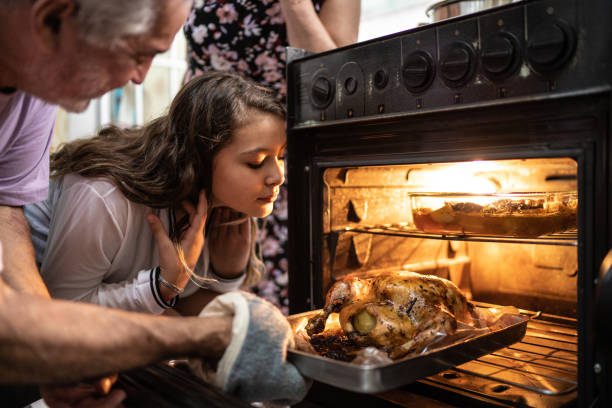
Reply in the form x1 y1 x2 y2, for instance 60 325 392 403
42 0 191 112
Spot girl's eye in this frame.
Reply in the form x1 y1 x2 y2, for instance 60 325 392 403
247 162 264 169
247 154 285 169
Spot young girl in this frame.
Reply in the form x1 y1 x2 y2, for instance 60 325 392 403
25 71 286 315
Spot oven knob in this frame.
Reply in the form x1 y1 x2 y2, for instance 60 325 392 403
374 69 389 90
402 51 435 93
344 76 358 95
527 20 576 73
440 42 476 87
311 76 334 109
481 32 521 80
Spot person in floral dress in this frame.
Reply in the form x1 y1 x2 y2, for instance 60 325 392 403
184 0 361 314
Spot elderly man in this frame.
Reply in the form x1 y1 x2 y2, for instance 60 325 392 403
1 0 191 294
0 1 308 407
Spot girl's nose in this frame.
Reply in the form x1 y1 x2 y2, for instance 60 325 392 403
265 159 285 186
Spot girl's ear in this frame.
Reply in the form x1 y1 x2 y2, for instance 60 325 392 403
31 0 78 53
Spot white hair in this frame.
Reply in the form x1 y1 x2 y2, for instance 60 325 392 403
2 0 192 46
74 0 162 46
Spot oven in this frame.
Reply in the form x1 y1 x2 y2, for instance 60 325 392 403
285 0 612 406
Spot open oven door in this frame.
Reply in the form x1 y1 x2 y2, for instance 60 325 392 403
595 248 612 407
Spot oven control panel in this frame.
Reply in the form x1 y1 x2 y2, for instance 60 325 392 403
287 0 608 126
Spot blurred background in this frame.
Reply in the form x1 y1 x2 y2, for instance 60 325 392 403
51 0 431 147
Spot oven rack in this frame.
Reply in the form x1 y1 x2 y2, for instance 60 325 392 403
420 306 578 407
337 224 578 246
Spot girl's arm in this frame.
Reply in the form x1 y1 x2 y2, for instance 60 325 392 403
40 179 171 313
280 0 361 53
175 234 249 316
84 269 175 313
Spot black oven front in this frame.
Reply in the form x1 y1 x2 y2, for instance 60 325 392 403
286 0 612 407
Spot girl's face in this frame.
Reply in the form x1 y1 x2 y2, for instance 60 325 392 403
211 111 286 217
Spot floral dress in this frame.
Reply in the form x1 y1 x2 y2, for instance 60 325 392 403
184 0 324 103
184 0 324 314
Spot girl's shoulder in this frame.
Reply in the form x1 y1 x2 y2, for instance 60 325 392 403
60 174 158 230
62 173 122 200
60 174 134 222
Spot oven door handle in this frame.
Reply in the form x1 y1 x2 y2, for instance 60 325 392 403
596 248 612 344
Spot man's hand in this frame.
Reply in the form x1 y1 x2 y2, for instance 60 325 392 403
41 375 125 408
208 208 251 278
190 291 311 404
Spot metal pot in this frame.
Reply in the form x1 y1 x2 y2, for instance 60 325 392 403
426 0 517 22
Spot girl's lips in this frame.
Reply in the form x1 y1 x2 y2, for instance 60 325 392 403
258 195 277 203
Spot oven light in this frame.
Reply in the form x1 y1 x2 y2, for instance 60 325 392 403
416 161 504 194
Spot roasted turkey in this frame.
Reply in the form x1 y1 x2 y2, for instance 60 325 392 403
305 271 481 358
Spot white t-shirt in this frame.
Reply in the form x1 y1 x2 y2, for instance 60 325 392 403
25 173 245 314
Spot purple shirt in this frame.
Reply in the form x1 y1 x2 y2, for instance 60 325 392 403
0 91 56 206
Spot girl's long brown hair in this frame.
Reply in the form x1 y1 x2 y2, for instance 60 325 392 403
50 71 286 286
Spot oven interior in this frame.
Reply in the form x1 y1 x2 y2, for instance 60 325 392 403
316 158 578 407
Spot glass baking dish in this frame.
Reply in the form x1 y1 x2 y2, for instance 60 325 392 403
411 192 577 237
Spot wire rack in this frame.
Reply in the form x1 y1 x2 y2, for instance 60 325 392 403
422 307 578 407
338 224 578 246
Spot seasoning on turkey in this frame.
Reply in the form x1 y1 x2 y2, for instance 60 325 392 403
305 271 482 359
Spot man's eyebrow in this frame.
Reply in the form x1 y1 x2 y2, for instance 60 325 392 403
132 42 167 56
142 48 166 56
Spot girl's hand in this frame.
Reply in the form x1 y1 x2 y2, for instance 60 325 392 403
209 207 251 278
147 190 208 297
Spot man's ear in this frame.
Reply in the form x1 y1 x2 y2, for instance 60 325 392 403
30 0 78 52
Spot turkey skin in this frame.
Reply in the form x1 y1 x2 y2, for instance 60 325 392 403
305 271 481 358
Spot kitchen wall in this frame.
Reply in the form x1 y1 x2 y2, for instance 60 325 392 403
359 0 431 41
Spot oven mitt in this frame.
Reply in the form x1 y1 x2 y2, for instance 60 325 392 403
189 291 311 404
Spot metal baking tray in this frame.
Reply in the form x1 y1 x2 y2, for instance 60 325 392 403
287 309 529 394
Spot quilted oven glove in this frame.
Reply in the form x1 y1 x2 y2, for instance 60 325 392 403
189 291 312 405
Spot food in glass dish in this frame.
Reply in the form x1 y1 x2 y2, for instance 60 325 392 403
411 192 577 237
